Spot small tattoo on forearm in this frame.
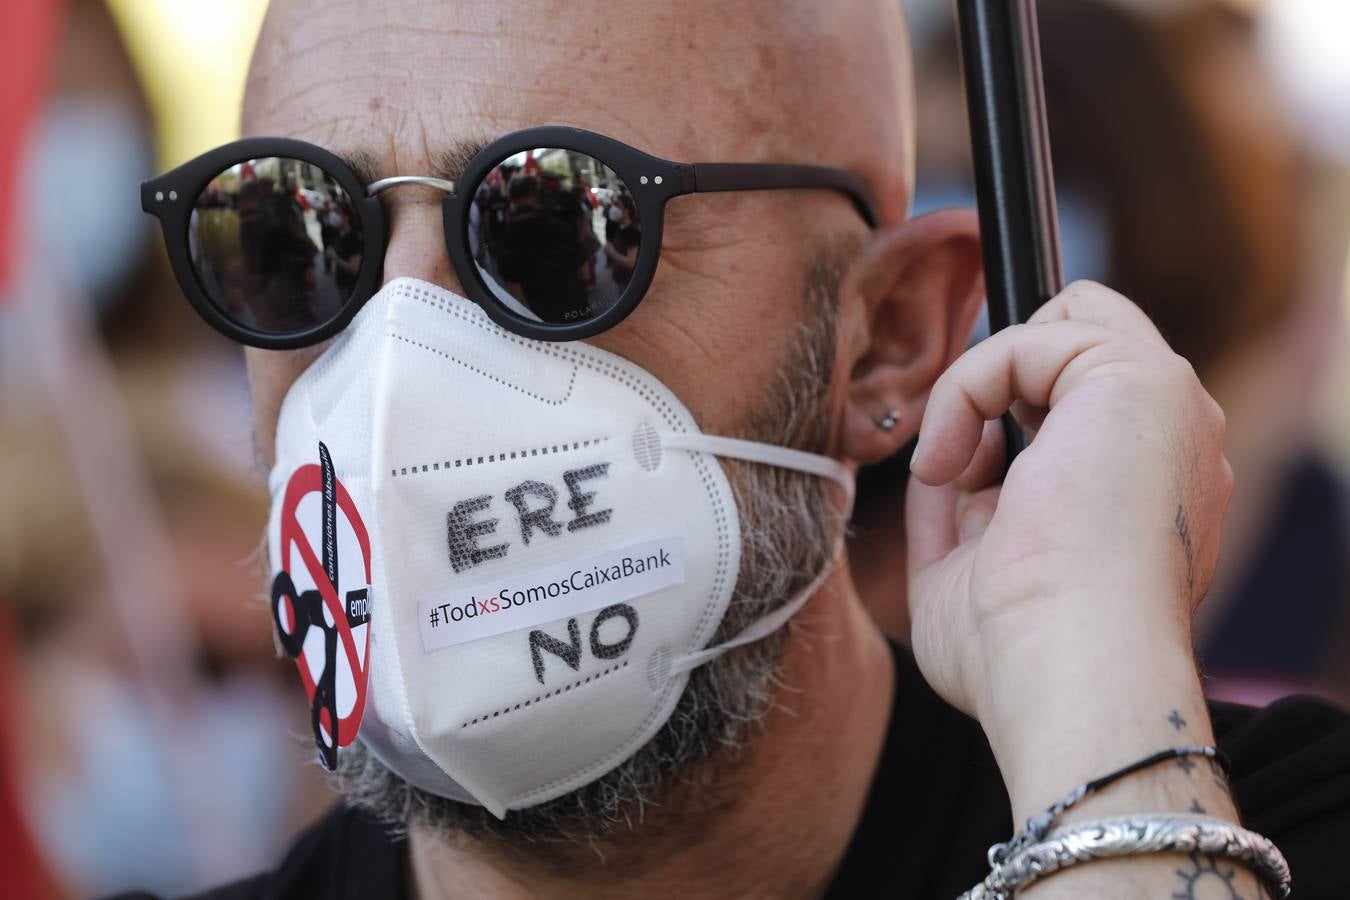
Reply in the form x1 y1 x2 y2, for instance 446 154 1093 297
1172 853 1243 899
1171 743 1235 810
1174 505 1196 595
1208 757 1234 800
1168 709 1188 731
1189 799 1207 814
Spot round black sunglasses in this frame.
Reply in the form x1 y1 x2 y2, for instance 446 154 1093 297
141 126 878 349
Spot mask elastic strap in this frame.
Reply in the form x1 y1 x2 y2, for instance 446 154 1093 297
661 430 852 678
658 431 856 512
669 537 842 676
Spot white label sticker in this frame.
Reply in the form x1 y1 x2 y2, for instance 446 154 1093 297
418 537 686 652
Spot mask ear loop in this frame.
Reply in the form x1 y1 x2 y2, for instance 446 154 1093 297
658 432 856 513
657 431 854 677
667 544 842 676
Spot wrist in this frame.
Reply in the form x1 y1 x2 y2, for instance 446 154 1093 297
972 598 1219 823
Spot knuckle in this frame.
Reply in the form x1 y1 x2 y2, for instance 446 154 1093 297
1143 352 1196 393
1184 376 1227 433
1205 393 1227 432
1169 354 1196 381
1165 350 1200 381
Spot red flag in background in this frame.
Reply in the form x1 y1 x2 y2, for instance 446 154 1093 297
0 604 62 900
0 6 71 898
0 0 64 292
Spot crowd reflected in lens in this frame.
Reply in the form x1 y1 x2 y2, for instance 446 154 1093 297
470 148 638 326
189 157 361 334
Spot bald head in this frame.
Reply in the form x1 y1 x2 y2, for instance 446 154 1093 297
244 0 914 210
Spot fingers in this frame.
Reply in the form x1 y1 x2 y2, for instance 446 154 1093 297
954 418 1006 493
911 318 1130 484
1029 280 1167 348
908 394 1004 574
906 471 1001 574
905 472 960 573
956 486 999 544
912 282 1168 485
1009 399 1046 442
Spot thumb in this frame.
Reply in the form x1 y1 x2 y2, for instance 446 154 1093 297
956 487 999 543
905 474 1002 573
905 474 960 573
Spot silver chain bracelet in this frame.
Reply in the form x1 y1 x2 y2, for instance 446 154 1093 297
958 814 1292 899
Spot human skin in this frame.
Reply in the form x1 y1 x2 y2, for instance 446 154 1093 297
242 1 1259 896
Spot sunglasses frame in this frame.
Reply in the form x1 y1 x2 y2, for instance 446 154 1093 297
142 136 386 350
143 126 878 349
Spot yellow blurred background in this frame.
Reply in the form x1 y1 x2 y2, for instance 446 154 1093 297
107 0 268 170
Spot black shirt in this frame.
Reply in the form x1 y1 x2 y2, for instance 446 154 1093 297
124 643 1350 899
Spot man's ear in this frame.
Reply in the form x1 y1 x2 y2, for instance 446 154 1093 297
838 208 984 466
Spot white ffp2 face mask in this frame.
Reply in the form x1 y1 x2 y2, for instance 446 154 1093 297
266 277 852 817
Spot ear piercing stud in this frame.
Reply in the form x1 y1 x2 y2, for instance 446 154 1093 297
876 409 900 431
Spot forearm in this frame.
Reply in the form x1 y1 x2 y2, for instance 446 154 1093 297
982 599 1270 897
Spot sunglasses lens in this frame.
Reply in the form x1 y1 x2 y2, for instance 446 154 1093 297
188 157 363 336
469 148 638 327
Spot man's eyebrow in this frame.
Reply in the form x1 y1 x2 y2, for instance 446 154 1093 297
336 149 382 190
338 138 493 194
431 139 491 186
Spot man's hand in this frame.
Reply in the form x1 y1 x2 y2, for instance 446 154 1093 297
907 278 1231 738
906 282 1260 895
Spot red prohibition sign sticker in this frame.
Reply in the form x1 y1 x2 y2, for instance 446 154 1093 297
272 442 372 769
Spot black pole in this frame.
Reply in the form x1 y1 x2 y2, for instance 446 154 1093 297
956 0 1065 461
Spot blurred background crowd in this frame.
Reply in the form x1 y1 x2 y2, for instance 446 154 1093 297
0 0 1346 896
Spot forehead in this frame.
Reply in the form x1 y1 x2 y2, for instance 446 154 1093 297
243 0 912 204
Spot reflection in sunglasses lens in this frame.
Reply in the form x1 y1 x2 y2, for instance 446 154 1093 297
188 156 362 335
468 148 638 326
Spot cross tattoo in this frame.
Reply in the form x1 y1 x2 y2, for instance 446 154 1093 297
1168 710 1188 731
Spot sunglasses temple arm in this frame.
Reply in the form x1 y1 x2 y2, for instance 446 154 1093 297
685 162 879 228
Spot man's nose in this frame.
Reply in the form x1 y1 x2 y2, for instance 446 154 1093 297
379 197 466 295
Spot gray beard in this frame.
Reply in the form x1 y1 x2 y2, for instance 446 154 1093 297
333 248 847 858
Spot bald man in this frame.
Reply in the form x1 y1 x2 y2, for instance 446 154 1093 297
127 1 1349 898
